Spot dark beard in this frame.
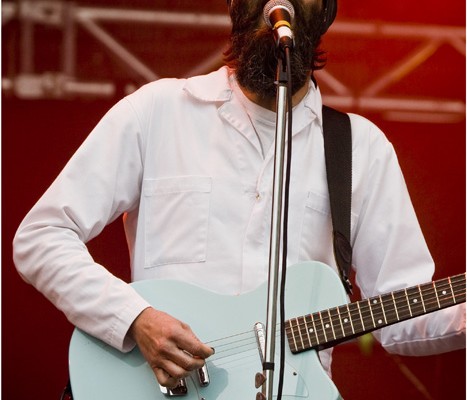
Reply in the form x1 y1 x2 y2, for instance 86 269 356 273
229 1 324 100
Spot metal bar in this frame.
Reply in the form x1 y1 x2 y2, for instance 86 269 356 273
323 94 465 114
383 111 466 124
62 2 77 76
77 7 231 28
362 39 441 97
76 14 159 82
315 69 352 96
19 1 35 74
330 20 465 40
2 2 16 25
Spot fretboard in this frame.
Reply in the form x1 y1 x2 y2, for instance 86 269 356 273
286 273 466 353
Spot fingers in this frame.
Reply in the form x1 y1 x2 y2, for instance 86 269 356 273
129 308 214 388
177 330 215 360
153 349 208 388
163 347 205 374
154 367 180 389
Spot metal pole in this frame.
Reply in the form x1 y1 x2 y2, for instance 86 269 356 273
259 58 289 400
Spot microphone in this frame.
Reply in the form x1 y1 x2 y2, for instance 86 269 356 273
263 0 295 48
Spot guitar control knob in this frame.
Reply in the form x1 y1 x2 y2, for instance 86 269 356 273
255 372 266 388
256 392 267 400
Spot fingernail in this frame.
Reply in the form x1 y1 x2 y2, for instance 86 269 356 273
211 347 216 354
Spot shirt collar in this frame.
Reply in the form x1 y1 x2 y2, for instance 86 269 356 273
183 66 233 103
183 66 324 128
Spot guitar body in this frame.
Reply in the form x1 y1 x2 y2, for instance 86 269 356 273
69 261 348 399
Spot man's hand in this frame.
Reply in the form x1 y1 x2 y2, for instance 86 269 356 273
128 307 214 388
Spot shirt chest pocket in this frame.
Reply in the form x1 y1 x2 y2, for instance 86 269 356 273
143 176 212 268
299 191 334 264
299 191 357 266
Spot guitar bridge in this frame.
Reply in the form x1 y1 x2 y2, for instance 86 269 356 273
159 378 187 397
159 365 210 397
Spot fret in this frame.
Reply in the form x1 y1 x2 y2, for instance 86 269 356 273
390 292 400 321
357 299 373 330
406 286 425 317
436 278 457 308
367 299 376 327
346 304 356 335
319 312 329 342
356 302 365 329
418 285 427 313
404 289 412 317
448 277 455 301
287 319 299 352
295 317 305 351
343 304 355 336
379 292 396 325
328 307 344 341
419 281 436 313
347 302 363 334
312 312 327 345
306 313 320 346
301 315 313 349
368 296 385 328
327 309 337 340
336 306 345 336
432 281 441 309
451 274 467 303
379 295 388 324
393 289 411 320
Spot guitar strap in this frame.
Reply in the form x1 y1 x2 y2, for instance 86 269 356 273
322 105 353 295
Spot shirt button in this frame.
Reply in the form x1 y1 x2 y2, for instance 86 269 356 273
256 193 261 201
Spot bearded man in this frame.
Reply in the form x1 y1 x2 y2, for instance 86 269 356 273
13 0 465 397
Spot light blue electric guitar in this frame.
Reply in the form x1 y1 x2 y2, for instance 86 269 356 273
68 261 465 399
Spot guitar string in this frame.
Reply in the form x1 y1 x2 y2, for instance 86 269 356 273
194 279 465 363
290 280 467 328
203 330 287 365
203 331 290 366
211 281 466 359
330 279 467 324
288 280 466 334
287 280 465 348
300 278 467 325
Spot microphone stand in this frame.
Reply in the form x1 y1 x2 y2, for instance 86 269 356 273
258 51 291 400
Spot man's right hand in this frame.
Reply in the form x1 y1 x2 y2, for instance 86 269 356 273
128 307 214 388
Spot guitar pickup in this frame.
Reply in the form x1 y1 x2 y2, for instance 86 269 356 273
159 365 210 397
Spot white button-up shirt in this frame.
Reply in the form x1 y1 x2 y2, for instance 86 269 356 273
13 67 465 373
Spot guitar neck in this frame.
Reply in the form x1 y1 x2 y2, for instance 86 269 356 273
286 273 466 353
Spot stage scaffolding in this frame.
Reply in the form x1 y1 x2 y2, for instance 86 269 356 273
2 1 465 123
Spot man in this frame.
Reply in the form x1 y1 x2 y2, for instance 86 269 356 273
13 0 465 393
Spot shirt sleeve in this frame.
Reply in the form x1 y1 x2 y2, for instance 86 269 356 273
350 115 466 355
13 96 151 352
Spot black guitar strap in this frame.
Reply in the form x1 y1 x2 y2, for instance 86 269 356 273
322 105 353 295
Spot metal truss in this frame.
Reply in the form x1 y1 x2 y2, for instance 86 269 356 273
2 1 465 123
318 21 466 123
